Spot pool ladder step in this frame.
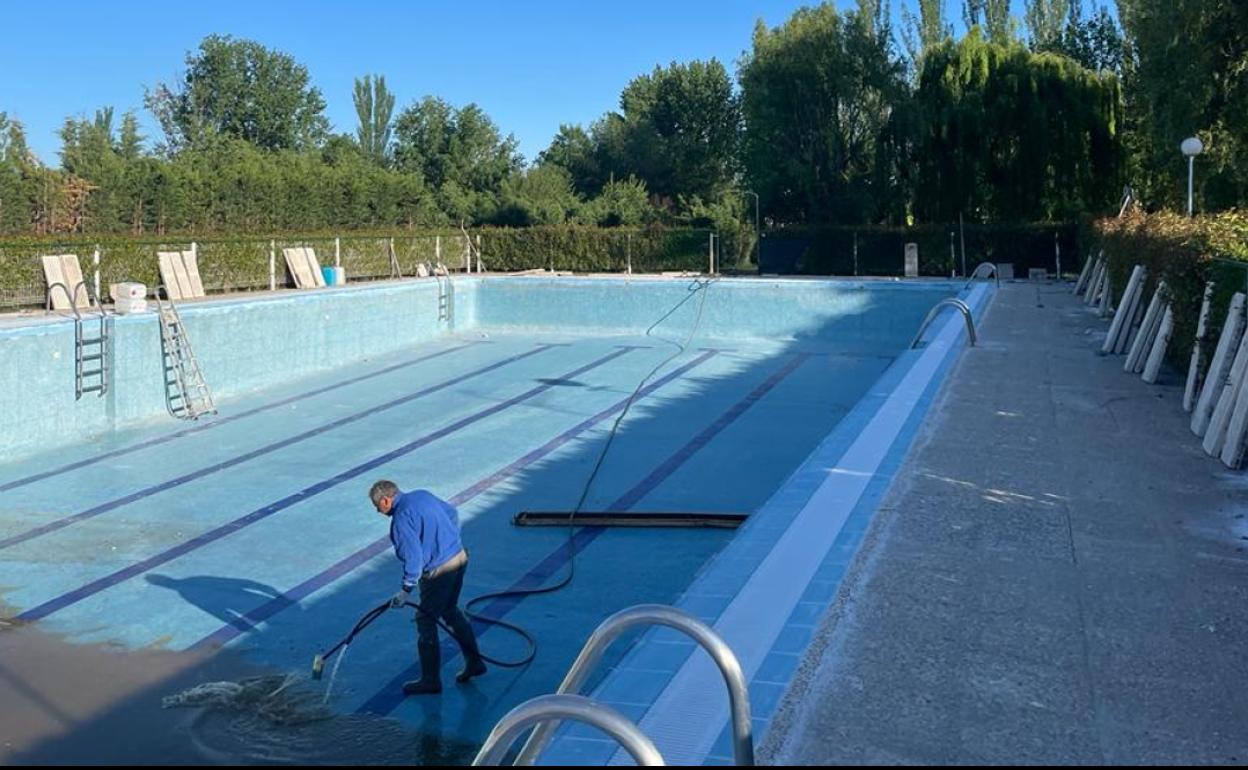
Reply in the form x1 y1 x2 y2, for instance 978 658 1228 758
46 280 110 400
155 288 216 421
436 270 452 322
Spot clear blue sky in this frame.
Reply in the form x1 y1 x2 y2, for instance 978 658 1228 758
3 1 1041 166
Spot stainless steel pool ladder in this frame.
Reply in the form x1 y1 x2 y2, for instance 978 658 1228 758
474 694 665 766
46 281 109 400
434 269 452 322
964 261 1000 289
490 603 754 767
154 287 216 420
910 297 976 349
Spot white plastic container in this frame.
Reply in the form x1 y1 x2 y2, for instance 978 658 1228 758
113 297 149 314
109 282 146 301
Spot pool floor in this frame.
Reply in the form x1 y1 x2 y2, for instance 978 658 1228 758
0 329 895 761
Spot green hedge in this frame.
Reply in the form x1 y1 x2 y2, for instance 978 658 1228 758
759 223 1081 277
0 226 715 308
1093 211 1248 367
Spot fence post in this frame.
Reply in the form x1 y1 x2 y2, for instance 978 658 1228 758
475 234 482 273
434 234 442 270
853 232 858 277
335 236 341 268
959 212 967 278
949 231 956 278
627 232 632 275
708 232 715 275
269 239 276 291
92 244 100 302
1054 231 1061 279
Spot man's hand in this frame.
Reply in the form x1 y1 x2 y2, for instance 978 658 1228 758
390 589 409 609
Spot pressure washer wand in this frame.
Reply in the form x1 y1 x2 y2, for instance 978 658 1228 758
311 601 389 679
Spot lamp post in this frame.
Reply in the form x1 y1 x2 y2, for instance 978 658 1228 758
1181 136 1203 217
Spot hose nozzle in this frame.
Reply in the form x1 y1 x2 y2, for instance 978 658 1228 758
311 653 325 680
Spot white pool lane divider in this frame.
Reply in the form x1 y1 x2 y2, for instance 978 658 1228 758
1083 256 1106 307
1073 251 1098 296
1103 265 1145 355
1142 306 1175 385
1192 292 1246 438
1184 283 1216 412
1125 281 1166 373
601 284 991 766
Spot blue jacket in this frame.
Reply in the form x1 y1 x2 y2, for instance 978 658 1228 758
389 490 464 592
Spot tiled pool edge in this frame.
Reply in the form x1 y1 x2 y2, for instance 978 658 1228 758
538 283 993 765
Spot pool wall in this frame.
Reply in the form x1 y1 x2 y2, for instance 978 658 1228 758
539 282 992 766
0 276 956 464
0 280 453 460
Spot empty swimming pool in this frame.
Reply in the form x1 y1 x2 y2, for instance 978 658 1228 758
0 275 990 764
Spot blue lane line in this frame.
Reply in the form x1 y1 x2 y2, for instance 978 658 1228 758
0 344 556 551
357 351 811 716
186 350 722 651
13 346 639 624
0 341 482 493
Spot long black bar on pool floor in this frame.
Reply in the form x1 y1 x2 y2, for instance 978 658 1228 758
511 511 748 529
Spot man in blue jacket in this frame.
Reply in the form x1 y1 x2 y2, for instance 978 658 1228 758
370 479 486 695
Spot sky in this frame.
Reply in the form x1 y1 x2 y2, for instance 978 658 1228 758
1 1 1044 166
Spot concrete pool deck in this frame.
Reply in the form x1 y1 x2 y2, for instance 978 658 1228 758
764 282 1248 764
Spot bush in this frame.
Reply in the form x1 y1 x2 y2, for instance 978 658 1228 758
1093 210 1248 367
0 226 716 308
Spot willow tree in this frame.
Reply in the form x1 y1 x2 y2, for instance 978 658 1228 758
912 29 1123 222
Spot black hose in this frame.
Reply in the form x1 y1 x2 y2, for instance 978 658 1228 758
461 275 718 638
315 275 717 681
314 597 536 678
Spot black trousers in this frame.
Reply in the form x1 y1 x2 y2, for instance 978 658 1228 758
416 561 481 679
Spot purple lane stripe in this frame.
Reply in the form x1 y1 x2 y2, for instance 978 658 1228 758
14 347 636 623
0 342 481 493
609 353 811 511
187 350 719 651
0 344 554 551
357 352 809 716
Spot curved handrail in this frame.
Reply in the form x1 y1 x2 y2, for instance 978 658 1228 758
514 603 753 766
473 694 664 766
911 297 976 349
45 281 84 319
964 261 1000 289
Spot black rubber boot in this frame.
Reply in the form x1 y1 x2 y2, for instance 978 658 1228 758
455 657 487 684
403 639 442 696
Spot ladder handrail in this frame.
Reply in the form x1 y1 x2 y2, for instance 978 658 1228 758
47 281 109 399
911 297 976 349
964 261 1000 289
514 603 753 766
155 285 216 419
474 694 664 766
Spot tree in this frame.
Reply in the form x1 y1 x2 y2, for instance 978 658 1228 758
578 175 656 227
538 124 602 197
353 74 395 165
964 0 1014 44
739 3 909 224
1118 0 1248 211
902 0 953 69
912 29 1124 222
494 164 582 226
610 59 740 204
146 34 329 152
1024 0 1070 50
392 96 522 222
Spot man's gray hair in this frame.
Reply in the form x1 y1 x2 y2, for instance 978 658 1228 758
369 479 400 506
